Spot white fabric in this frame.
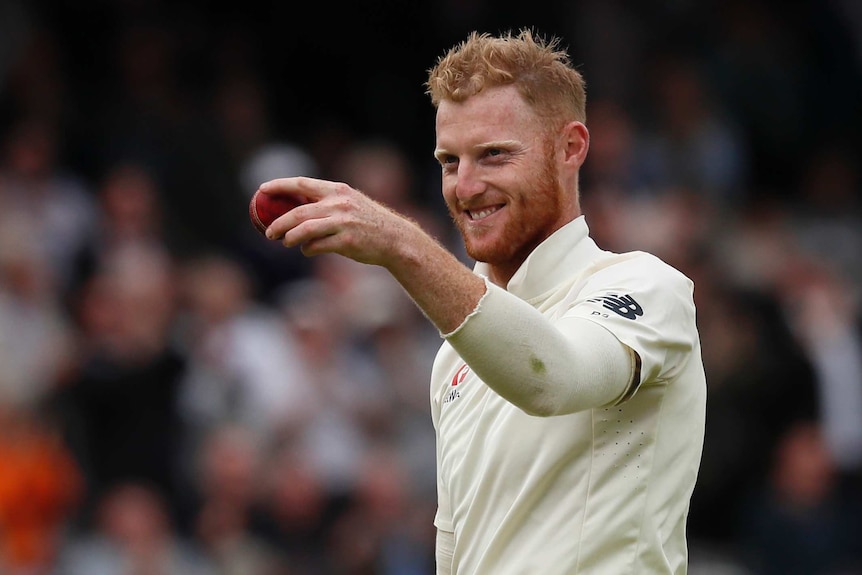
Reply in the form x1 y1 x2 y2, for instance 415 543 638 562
436 528 455 575
431 216 706 575
445 280 636 416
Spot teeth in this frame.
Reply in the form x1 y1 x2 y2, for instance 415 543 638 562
470 207 499 220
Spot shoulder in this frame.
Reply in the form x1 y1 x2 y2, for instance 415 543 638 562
584 249 694 301
569 248 699 343
568 249 701 383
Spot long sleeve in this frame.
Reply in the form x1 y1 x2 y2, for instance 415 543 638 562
443 281 636 416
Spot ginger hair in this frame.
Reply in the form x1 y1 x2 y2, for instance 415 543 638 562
426 29 587 126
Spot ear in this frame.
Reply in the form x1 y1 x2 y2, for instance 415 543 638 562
561 121 589 170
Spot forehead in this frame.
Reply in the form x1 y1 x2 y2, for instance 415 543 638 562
435 85 542 147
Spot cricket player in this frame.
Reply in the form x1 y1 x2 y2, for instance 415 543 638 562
261 28 706 574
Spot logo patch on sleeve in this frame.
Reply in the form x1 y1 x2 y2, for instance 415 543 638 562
587 293 643 320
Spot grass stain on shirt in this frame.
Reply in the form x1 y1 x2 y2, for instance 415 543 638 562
530 356 546 375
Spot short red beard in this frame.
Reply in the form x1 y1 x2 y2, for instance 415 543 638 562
454 140 564 269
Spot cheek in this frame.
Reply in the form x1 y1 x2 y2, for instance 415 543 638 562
441 180 458 210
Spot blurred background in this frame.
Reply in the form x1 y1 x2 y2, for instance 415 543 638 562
0 0 860 573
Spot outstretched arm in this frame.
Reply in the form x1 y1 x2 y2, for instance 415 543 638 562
261 177 486 334
261 177 634 415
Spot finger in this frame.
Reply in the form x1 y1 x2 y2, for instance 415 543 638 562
298 233 342 258
265 201 322 240
259 176 341 201
276 210 338 247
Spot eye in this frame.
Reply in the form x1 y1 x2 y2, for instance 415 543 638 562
439 154 458 168
482 147 511 162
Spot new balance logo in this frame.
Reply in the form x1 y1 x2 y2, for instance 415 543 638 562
587 293 643 320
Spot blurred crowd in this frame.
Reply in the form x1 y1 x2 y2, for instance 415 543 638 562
0 0 861 574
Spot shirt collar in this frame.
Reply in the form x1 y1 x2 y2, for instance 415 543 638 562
473 216 601 301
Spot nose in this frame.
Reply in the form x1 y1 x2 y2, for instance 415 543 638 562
454 160 485 201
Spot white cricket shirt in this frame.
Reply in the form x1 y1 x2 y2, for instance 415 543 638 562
431 216 706 574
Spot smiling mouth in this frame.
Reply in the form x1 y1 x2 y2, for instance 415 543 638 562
467 205 503 220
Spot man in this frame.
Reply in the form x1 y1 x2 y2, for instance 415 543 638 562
261 29 706 574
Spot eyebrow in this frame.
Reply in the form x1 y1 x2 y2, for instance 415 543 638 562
433 148 450 162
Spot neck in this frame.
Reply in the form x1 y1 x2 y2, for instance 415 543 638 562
487 264 519 288
485 213 581 288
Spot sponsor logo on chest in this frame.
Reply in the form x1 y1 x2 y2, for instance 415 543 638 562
444 363 470 405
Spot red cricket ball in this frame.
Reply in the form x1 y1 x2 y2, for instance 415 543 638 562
249 189 307 236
